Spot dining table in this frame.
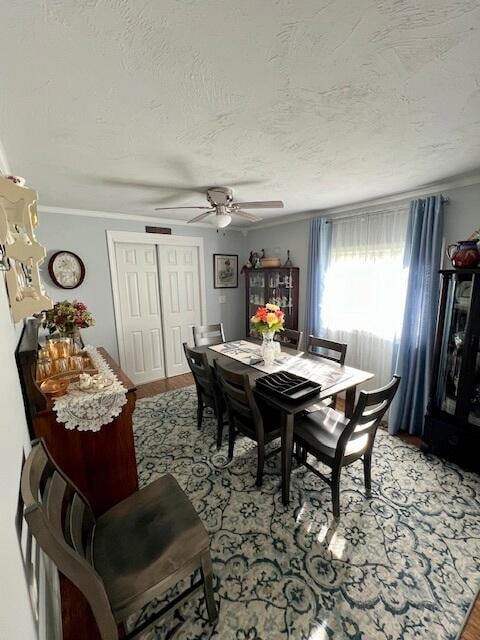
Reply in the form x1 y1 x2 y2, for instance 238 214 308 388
198 339 374 505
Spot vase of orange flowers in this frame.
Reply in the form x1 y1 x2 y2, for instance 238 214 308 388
250 303 285 365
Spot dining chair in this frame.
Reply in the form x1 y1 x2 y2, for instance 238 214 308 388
274 328 304 351
307 335 348 408
294 375 400 520
192 323 226 347
21 439 218 640
183 343 226 449
214 361 281 487
307 335 347 364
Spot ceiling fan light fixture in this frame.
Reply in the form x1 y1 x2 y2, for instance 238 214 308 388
211 213 231 228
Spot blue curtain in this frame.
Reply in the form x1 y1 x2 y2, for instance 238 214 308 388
305 217 332 340
389 195 444 435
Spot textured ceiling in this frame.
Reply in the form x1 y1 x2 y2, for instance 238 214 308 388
1 0 480 226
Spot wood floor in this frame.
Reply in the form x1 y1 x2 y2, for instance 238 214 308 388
136 372 193 399
135 374 480 639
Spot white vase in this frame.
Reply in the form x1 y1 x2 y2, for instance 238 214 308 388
261 331 276 365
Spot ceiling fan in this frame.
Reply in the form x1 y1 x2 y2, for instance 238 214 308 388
154 186 284 228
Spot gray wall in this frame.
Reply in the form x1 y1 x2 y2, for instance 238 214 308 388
244 182 480 337
36 213 245 360
443 182 480 249
36 183 479 362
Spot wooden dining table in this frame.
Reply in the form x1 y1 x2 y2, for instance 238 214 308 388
198 340 374 505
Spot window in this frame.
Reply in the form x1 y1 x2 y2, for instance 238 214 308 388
322 207 409 386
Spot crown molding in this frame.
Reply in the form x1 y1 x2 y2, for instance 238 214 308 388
38 205 243 231
29 168 480 235
245 171 480 233
0 135 11 175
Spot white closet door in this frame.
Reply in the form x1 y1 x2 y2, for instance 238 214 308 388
158 244 202 377
114 243 166 384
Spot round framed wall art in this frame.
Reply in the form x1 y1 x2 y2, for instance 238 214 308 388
48 251 85 289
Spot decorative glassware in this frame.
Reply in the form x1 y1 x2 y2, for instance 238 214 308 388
38 346 50 360
36 359 54 381
69 355 84 370
261 331 276 366
47 337 72 359
54 357 70 373
36 361 47 381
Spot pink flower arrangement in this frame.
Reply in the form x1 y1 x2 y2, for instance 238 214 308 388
43 300 95 336
250 303 285 334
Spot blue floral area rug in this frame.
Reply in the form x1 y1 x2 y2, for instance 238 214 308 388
133 387 480 640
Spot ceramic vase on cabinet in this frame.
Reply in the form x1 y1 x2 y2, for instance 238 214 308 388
447 240 480 268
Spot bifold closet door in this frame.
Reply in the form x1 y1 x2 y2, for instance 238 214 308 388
158 244 202 377
114 243 166 384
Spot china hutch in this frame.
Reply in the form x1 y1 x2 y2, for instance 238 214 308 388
423 269 480 470
245 267 300 335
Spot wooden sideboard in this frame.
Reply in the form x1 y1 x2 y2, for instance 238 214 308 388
16 319 138 640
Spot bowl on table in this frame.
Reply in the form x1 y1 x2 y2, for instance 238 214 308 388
40 377 70 398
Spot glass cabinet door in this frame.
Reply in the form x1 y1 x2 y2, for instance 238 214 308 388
468 334 480 426
248 271 265 309
436 274 474 416
265 269 294 320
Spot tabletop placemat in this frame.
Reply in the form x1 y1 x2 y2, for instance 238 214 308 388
209 340 353 392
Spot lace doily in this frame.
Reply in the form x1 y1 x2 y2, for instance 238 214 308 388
53 346 128 432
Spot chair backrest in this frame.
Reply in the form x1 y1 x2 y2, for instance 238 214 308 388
214 361 265 441
274 328 304 351
336 375 401 463
183 343 218 401
192 323 225 347
307 335 347 365
21 440 118 640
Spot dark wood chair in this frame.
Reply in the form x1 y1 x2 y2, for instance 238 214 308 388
307 335 348 408
183 343 226 449
294 375 400 520
192 323 226 347
274 328 304 350
307 335 347 364
21 439 218 640
214 361 281 487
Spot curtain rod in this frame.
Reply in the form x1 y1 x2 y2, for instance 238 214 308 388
325 196 449 224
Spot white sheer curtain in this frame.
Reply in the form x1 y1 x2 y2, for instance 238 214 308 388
322 207 409 388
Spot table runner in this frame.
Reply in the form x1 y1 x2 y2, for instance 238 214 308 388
209 340 352 391
53 346 128 432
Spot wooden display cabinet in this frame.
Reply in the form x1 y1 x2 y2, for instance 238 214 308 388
245 267 300 336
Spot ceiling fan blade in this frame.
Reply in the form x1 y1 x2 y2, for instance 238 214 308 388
187 210 215 224
154 206 212 211
100 178 209 195
225 179 265 188
234 210 262 222
233 200 284 209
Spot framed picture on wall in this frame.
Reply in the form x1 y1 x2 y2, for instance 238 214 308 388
213 254 238 288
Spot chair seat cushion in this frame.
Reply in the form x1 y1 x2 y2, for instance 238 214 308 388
295 406 368 460
93 474 209 613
